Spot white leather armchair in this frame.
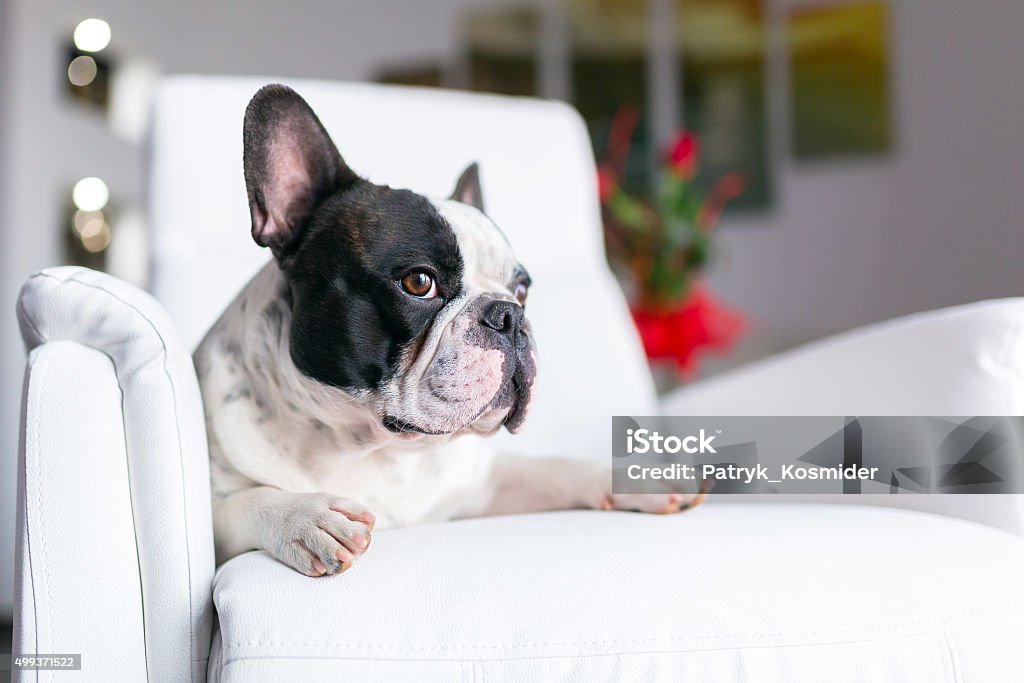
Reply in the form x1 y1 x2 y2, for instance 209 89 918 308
13 77 1024 681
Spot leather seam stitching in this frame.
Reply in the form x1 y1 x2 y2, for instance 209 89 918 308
942 630 964 683
28 350 53 683
222 601 1024 651
215 628 981 664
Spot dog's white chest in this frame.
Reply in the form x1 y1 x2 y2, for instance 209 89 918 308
314 437 496 529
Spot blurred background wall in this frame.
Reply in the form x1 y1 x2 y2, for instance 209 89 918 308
1 0 1022 616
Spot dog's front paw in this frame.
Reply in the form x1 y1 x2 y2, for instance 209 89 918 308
598 479 713 515
264 493 375 577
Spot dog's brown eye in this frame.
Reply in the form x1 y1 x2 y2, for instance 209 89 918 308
514 283 528 306
400 271 436 298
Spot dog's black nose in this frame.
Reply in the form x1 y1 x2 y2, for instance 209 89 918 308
480 299 523 335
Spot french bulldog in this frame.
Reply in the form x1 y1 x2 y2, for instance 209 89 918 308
195 84 706 576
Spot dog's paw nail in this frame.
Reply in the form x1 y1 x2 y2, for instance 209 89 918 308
599 494 614 511
353 533 370 550
339 560 353 573
310 558 328 576
336 547 354 563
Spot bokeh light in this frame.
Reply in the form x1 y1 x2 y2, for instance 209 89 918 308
72 177 109 211
67 56 98 87
72 210 105 237
81 222 111 253
73 18 111 53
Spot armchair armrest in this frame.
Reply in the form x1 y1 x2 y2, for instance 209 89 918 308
660 299 1024 535
15 267 215 682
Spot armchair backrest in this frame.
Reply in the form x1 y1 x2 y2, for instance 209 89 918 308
148 77 657 458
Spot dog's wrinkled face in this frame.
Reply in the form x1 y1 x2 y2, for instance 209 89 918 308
242 84 536 437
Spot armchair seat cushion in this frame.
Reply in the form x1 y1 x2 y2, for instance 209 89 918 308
209 504 1024 682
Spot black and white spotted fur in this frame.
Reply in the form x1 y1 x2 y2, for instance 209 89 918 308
196 85 703 576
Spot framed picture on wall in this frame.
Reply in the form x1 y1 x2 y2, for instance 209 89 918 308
569 0 651 189
787 1 891 160
464 5 541 96
678 0 772 211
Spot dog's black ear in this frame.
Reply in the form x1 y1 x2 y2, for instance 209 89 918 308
243 84 357 258
450 162 485 212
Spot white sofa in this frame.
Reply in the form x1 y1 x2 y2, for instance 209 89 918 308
13 77 1024 682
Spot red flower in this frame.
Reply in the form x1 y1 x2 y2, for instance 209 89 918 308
667 132 699 179
597 164 618 202
631 282 745 376
714 171 745 201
